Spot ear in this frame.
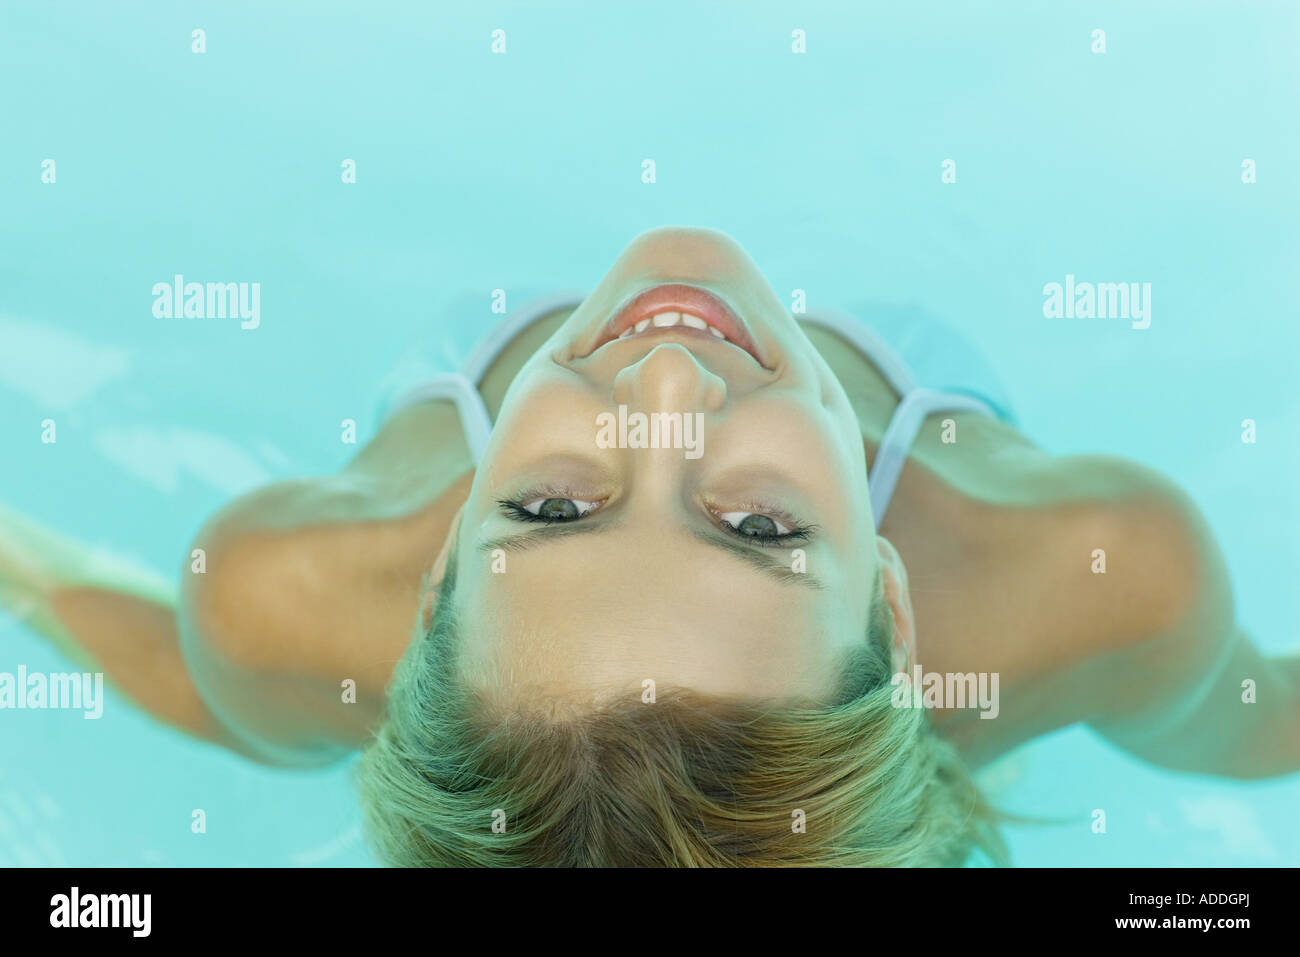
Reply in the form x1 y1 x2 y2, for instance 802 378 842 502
875 536 916 674
420 499 467 631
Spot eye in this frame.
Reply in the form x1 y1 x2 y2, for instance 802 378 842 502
524 497 599 521
499 496 601 523
716 510 794 539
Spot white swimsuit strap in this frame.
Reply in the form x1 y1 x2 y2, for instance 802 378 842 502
459 289 588 387
867 388 995 524
797 305 919 398
385 372 495 463
796 306 996 524
381 290 588 465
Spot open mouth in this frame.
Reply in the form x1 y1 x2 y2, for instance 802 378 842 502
581 283 768 368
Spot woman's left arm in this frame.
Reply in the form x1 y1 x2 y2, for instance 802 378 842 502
1092 626 1299 779
1082 468 1300 779
0 503 266 759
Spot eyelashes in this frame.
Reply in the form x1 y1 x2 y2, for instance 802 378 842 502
714 510 817 546
495 484 603 525
495 493 816 547
496 499 599 523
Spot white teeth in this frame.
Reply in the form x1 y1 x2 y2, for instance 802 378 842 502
617 312 729 343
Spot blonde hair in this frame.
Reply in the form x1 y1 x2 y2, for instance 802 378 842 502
358 552 1009 866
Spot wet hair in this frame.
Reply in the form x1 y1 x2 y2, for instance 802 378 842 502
357 547 1009 866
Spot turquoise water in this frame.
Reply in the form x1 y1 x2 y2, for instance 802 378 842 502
1 1 1297 865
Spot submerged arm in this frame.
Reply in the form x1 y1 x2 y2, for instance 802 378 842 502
1093 626 1299 779
2 401 472 767
0 503 265 759
1083 474 1300 779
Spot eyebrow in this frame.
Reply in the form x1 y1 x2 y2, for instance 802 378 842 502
478 518 824 590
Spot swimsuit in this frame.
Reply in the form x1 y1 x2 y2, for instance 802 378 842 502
375 292 1017 523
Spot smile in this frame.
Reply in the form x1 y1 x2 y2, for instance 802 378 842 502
582 282 769 368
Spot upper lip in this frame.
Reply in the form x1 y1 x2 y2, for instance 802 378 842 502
581 283 767 368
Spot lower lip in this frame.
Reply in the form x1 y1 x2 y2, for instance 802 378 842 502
588 283 765 366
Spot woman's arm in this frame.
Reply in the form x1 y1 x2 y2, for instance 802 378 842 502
1 482 414 768
1082 474 1300 779
174 476 401 767
1093 625 1299 779
0 503 267 760
4 401 474 768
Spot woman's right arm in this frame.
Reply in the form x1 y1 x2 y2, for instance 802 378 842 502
1078 470 1300 779
1 477 402 768
1093 625 1300 779
0 501 269 760
175 476 404 766
4 401 473 766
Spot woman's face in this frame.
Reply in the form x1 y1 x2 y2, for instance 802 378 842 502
452 226 880 704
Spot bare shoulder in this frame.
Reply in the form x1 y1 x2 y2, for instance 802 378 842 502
176 475 434 765
1050 454 1228 631
174 399 477 765
1031 453 1235 722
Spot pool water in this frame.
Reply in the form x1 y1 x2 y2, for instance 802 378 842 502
1 1 1297 866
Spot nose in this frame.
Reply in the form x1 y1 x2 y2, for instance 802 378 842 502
611 342 727 413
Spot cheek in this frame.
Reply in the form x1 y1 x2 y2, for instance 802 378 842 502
746 390 866 483
814 366 863 447
492 376 605 449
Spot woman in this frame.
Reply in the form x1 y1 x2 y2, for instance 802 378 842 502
3 226 1297 866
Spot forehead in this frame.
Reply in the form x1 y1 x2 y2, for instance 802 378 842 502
457 529 860 701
